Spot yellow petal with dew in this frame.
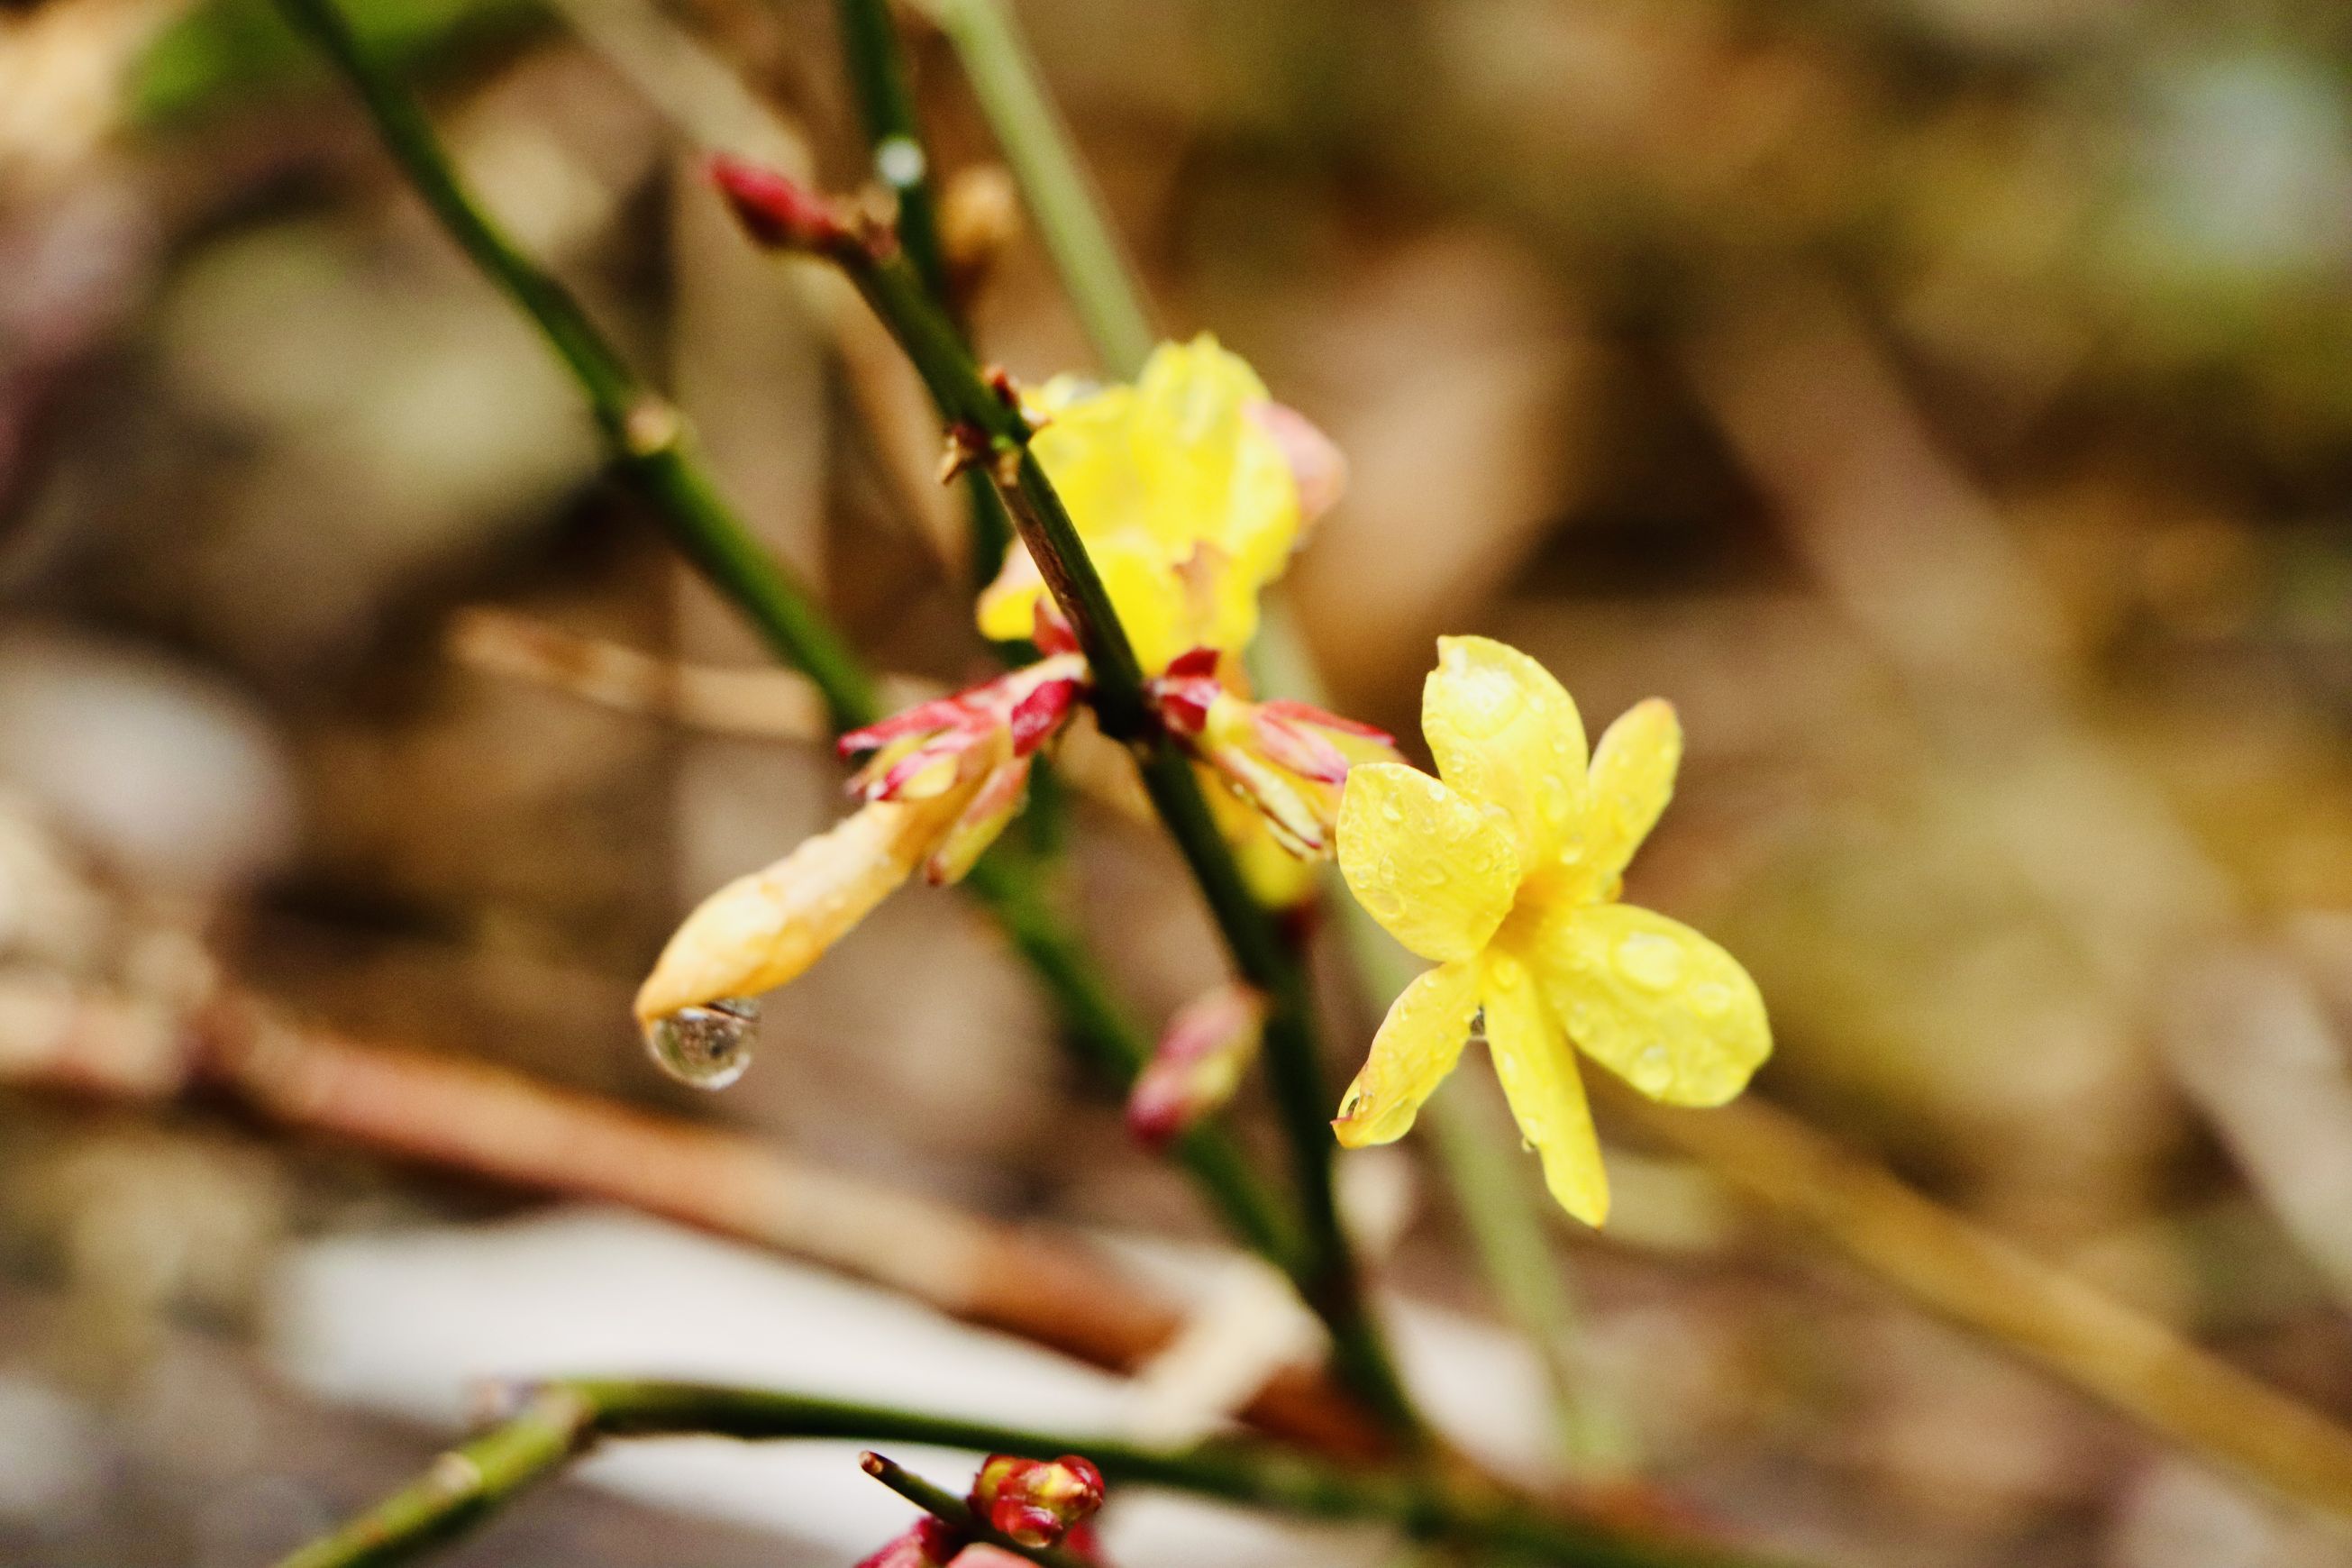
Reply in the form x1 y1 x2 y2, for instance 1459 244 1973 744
1481 947 1609 1226
1523 901 1770 1108
1333 959 1480 1146
1423 636 1588 867
1336 762 1521 962
1582 697 1682 898
634 789 969 1025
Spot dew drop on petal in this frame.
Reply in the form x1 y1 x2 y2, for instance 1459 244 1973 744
1613 930 1684 990
1690 980 1734 1017
1630 1040 1673 1096
1378 799 1407 825
1536 773 1576 827
646 997 761 1089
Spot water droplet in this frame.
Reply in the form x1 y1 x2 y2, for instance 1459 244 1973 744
1629 1041 1673 1095
1520 1135 1537 1154
1613 930 1683 990
646 997 760 1089
1378 799 1406 825
1537 774 1575 826
875 135 927 187
1418 863 1448 889
1487 953 1526 990
1690 980 1734 1017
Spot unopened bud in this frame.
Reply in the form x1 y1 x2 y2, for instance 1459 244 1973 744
968 1454 1105 1548
1127 983 1267 1147
855 1516 963 1568
708 155 878 261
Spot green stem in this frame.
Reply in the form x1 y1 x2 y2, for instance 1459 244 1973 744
860 1453 1092 1568
273 1380 1781 1568
962 850 1300 1270
831 0 1013 582
821 237 1414 1433
273 0 1298 1298
281 0 878 729
834 0 948 306
900 1 1615 1432
916 0 1155 377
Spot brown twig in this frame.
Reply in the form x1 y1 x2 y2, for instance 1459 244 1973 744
1606 1080 2352 1518
446 607 1153 816
0 966 1384 1457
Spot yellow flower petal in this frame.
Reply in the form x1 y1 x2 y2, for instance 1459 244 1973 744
1336 762 1521 962
1583 698 1682 896
1333 959 1480 1146
1422 636 1588 866
997 336 1304 671
634 790 968 1024
1209 770 1321 908
1480 949 1608 1226
1521 902 1770 1108
975 543 1048 643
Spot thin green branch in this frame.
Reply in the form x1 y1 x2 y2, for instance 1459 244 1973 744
272 1379 1784 1568
913 0 1155 377
834 0 948 305
271 0 1300 1287
920 0 1611 1459
860 1452 1091 1568
781 220 1414 1432
832 0 1013 582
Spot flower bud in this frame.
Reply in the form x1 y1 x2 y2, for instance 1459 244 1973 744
708 155 883 262
838 655 1087 885
1127 983 1267 1147
855 1515 963 1568
968 1454 1106 1548
1148 650 1399 857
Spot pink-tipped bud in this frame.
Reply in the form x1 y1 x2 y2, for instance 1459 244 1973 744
1248 401 1348 526
709 155 871 260
1127 983 1267 1148
969 1454 1106 1548
1145 652 1399 858
839 653 1088 805
855 1516 964 1568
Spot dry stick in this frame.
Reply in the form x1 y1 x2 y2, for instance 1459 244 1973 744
266 0 1303 1287
1607 1083 2352 1518
0 969 1383 1457
272 1379 1783 1568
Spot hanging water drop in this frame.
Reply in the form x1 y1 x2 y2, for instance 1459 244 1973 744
646 996 761 1089
1613 930 1684 990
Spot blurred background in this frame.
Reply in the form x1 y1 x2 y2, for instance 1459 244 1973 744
8 0 2352 1562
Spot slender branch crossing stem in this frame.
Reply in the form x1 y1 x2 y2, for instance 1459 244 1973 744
916 0 1156 377
832 0 1013 580
270 1380 1779 1568
860 1453 1093 1568
270 0 1299 1288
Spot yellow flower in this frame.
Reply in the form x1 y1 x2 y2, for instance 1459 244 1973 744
977 335 1313 673
1332 637 1771 1226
